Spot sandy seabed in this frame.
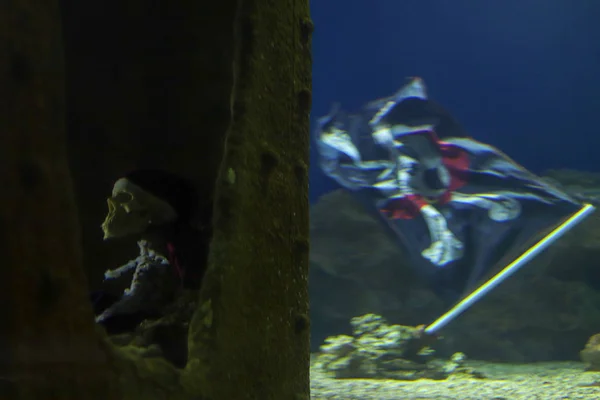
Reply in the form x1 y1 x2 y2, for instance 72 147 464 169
310 360 600 400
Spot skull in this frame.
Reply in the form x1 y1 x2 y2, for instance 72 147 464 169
101 177 178 240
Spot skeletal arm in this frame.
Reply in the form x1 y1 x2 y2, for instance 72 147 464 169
372 125 462 266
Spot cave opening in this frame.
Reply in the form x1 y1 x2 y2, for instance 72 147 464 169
58 0 222 368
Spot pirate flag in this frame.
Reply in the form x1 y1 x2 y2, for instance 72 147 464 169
316 77 592 306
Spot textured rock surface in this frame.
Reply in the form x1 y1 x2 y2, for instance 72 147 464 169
182 0 313 399
3 0 311 398
310 170 600 362
0 1 117 398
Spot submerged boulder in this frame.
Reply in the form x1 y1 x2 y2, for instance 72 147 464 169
310 169 600 362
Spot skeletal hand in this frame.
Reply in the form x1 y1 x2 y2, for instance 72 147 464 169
421 229 463 266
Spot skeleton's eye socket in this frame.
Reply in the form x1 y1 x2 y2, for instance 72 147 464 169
113 191 134 203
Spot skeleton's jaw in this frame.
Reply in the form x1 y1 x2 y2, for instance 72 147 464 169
101 220 113 240
101 211 151 240
101 198 118 239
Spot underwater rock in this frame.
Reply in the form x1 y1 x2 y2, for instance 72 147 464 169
310 191 413 286
310 169 600 362
315 314 482 380
102 289 198 368
543 169 600 205
581 333 600 370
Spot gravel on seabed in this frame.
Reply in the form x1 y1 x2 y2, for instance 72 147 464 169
310 360 600 400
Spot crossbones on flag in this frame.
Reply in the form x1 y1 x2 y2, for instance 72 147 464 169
316 77 587 302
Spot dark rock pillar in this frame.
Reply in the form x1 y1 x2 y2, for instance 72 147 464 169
185 1 312 399
2 0 311 398
0 1 116 399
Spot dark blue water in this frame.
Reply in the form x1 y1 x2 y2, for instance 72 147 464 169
309 0 600 202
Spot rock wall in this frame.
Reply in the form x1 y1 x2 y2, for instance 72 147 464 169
2 0 311 399
0 1 117 398
310 187 600 362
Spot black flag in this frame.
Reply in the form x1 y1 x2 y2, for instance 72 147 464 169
316 77 586 303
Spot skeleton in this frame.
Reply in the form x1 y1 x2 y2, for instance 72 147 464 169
97 177 181 322
101 177 178 240
96 240 172 322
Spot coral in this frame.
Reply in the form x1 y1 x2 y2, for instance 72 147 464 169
581 333 600 370
315 314 483 380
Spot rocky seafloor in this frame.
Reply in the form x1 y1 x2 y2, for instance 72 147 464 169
309 313 600 399
310 359 600 400
310 169 600 364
